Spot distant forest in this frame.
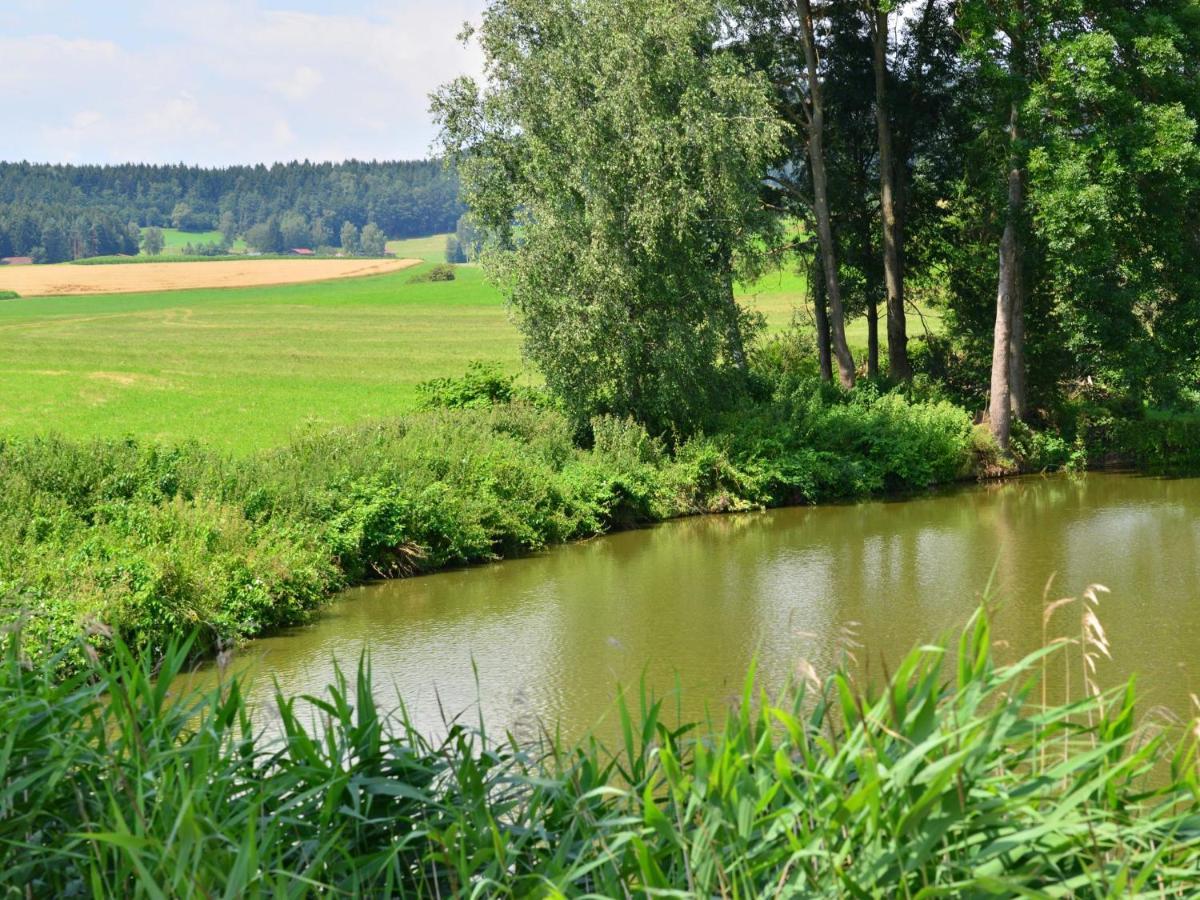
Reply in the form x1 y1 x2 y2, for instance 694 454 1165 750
0 160 463 262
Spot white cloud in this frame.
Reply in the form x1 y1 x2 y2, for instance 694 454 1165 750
271 66 325 102
0 1 486 165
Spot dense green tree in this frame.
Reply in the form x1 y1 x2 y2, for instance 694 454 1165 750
339 221 360 255
245 218 284 254
865 0 910 379
279 211 310 250
125 221 142 254
218 210 238 246
434 0 783 435
454 213 481 260
141 226 165 256
309 216 332 250
360 222 387 256
940 0 1200 446
445 234 467 264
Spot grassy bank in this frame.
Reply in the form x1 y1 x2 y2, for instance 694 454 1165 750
3 608 1198 896
0 372 977 670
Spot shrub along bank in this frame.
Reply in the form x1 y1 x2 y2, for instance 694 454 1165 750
0 372 977 669
3 611 1199 896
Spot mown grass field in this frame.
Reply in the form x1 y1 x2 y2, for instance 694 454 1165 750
143 227 247 254
0 235 927 452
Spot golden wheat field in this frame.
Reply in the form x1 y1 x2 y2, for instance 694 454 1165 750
0 258 422 297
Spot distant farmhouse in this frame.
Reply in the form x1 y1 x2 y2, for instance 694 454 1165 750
1 257 33 266
290 248 315 257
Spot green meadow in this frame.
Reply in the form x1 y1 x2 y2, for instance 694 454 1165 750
144 227 248 254
0 235 924 452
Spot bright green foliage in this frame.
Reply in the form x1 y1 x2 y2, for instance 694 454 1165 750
434 0 784 436
3 610 1199 895
416 360 517 408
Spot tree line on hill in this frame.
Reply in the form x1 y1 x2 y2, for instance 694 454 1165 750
436 0 1200 450
0 160 462 262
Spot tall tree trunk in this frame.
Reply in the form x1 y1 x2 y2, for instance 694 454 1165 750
799 0 856 388
871 5 911 381
1008 252 1028 420
989 104 1023 451
867 297 879 378
813 254 833 381
722 267 749 374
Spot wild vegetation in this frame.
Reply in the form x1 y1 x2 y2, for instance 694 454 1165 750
3 0 1200 892
4 604 1199 896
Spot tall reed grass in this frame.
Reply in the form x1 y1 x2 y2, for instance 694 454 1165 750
2 602 1198 897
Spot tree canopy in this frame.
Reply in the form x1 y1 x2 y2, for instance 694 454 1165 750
439 0 1200 446
435 0 783 435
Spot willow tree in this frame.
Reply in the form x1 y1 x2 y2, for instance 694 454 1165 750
433 0 783 436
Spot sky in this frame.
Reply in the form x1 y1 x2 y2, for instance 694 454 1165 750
0 0 486 166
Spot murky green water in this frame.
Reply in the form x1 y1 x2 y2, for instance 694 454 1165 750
199 473 1200 740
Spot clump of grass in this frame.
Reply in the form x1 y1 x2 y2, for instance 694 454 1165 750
2 603 1198 895
0 290 18 300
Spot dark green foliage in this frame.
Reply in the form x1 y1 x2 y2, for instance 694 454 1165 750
3 610 1198 896
140 225 164 256
0 160 463 262
360 223 387 256
0 383 977 668
1073 408 1200 473
0 291 17 300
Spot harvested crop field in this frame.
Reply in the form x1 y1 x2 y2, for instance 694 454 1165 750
0 258 422 297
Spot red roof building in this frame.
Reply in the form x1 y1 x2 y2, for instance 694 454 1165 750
290 248 315 256
1 257 33 266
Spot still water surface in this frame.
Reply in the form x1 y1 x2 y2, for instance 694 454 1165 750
205 473 1200 740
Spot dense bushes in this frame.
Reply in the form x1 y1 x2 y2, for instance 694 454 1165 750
0 378 977 666
3 610 1198 895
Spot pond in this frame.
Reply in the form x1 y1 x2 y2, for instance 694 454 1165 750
199 473 1200 741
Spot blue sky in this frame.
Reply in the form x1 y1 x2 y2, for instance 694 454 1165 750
0 1 485 166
